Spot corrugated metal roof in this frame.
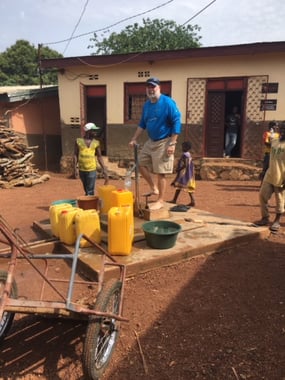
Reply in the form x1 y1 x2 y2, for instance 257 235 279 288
0 85 58 102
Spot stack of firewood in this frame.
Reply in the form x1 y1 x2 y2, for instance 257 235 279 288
0 124 50 188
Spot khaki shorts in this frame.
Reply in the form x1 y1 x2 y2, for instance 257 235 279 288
139 138 174 174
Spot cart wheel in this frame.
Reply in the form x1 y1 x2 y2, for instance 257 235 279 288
0 270 18 342
83 279 122 380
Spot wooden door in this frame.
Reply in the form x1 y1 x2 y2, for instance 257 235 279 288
205 92 225 157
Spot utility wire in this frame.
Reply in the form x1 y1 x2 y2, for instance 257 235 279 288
181 0 217 26
43 0 173 46
62 0 90 55
65 0 219 68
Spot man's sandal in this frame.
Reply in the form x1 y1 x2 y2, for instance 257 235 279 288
142 190 159 197
270 222 280 232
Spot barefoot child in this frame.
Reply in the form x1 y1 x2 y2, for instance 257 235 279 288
169 141 196 206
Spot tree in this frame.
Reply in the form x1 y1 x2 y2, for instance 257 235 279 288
0 40 63 85
89 18 201 55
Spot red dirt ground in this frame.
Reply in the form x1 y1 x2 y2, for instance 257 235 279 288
1 173 285 380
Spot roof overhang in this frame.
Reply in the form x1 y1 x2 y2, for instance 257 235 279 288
40 41 285 69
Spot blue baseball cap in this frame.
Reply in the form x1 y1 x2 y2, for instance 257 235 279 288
146 77 160 86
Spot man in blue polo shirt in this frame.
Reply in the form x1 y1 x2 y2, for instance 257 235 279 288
129 77 181 210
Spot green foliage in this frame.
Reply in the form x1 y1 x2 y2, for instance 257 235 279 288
89 18 201 55
0 40 63 85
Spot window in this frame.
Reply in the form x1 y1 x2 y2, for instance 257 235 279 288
124 81 171 123
128 94 146 122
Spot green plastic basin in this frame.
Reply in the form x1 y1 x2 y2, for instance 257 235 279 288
142 220 182 249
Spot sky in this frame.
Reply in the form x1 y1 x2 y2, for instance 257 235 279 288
1 0 285 57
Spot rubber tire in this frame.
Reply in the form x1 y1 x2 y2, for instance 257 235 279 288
83 279 122 380
0 270 18 342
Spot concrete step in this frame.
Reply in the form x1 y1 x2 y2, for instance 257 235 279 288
194 158 262 181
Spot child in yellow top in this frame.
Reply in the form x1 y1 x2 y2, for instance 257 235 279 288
260 121 279 181
74 122 108 195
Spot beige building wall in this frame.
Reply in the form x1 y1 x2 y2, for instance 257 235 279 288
58 51 285 126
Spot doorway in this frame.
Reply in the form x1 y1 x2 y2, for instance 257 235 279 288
205 78 245 158
224 91 243 157
84 86 107 155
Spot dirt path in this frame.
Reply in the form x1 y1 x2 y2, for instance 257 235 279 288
0 174 285 380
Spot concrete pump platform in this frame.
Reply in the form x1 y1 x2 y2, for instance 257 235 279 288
33 203 268 280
